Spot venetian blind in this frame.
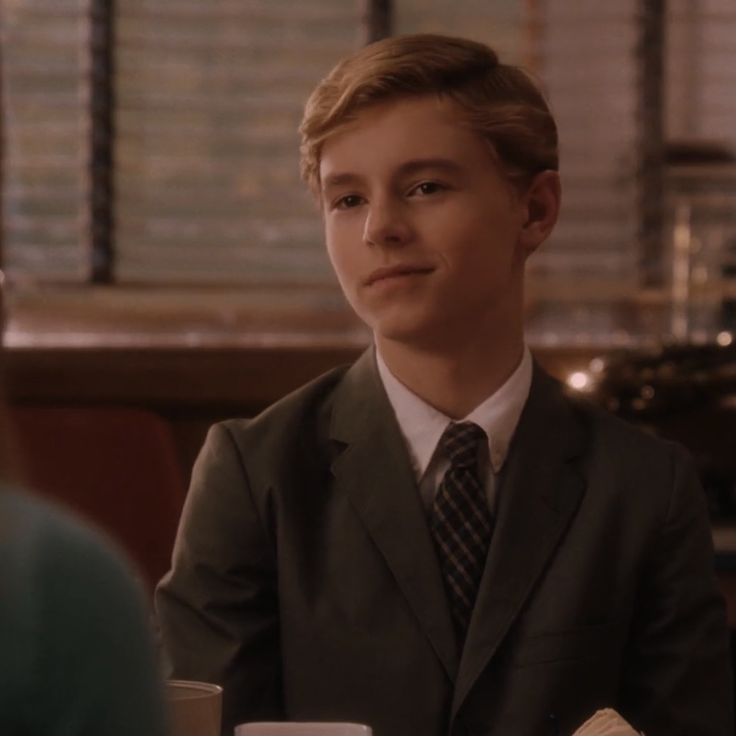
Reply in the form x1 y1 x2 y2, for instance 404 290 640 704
394 0 524 63
1 0 91 283
668 0 736 144
534 0 640 287
534 0 736 289
114 0 361 285
2 2 734 303
666 0 736 341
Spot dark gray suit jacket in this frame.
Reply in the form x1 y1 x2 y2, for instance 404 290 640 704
156 350 733 736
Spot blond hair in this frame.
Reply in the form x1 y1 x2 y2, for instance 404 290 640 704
299 33 558 194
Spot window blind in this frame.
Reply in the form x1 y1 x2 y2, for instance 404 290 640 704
1 0 91 283
666 0 736 341
533 0 640 287
1 0 734 313
395 0 524 63
667 0 736 143
114 0 361 286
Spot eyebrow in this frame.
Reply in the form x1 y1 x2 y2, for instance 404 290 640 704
321 157 465 192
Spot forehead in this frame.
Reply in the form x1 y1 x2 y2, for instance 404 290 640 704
319 95 492 184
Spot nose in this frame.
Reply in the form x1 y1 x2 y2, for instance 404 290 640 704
362 197 412 248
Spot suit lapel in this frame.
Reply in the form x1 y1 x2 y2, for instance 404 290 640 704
452 366 588 716
329 349 460 680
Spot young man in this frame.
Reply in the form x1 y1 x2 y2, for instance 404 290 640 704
156 35 733 736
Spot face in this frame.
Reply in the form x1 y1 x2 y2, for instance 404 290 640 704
319 95 554 351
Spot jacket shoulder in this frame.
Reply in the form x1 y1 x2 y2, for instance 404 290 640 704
229 361 348 426
568 388 686 459
561 386 697 504
211 362 352 468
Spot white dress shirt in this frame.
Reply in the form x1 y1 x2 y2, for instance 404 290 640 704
375 346 533 514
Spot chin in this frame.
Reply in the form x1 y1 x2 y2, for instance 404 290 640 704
373 318 462 352
357 300 469 348
363 315 422 342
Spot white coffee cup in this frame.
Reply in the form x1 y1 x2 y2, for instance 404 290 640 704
236 723 372 736
167 679 223 736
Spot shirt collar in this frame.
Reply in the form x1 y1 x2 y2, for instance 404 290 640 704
376 346 533 479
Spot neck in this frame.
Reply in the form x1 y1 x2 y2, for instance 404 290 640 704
376 328 526 420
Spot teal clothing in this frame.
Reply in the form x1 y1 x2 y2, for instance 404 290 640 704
0 487 166 736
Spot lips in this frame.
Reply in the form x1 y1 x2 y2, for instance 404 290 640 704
364 264 434 286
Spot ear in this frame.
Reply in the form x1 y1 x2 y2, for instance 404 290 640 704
518 170 561 257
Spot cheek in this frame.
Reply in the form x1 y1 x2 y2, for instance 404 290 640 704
324 228 358 289
323 220 343 264
439 222 521 288
325 244 347 285
326 211 367 253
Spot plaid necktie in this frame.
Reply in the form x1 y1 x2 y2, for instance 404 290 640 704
430 421 493 640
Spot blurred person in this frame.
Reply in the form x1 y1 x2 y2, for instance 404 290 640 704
156 34 733 736
0 299 167 735
0 487 167 735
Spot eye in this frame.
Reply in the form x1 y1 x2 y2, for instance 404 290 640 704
333 194 365 210
410 181 445 197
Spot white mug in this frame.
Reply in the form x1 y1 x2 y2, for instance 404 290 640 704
236 723 372 736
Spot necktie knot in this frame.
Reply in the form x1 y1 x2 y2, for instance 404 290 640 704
440 421 486 469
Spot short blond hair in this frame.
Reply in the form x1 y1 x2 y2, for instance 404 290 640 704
299 33 558 195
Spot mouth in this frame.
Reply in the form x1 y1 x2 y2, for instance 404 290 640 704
364 264 435 287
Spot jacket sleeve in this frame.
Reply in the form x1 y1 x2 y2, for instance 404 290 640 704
155 422 283 735
619 445 734 736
